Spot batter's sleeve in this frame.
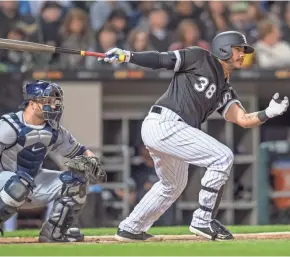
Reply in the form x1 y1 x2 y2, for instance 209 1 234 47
217 88 246 120
50 126 87 159
170 46 207 72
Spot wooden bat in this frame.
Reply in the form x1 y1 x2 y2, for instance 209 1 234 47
0 38 106 58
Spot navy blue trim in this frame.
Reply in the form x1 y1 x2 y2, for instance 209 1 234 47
201 186 219 194
9 113 29 147
18 127 33 147
73 145 87 157
0 116 19 150
44 125 58 146
199 205 213 213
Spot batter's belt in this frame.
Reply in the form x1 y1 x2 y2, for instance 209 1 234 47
150 106 183 121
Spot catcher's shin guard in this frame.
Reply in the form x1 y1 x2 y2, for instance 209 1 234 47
39 197 85 242
39 171 88 243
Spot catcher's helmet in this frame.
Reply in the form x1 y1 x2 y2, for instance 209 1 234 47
20 80 64 129
211 31 254 60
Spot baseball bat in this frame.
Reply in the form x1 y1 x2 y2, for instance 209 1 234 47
0 38 106 58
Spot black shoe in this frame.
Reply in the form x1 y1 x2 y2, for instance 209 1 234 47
115 228 153 242
39 222 84 243
189 219 234 241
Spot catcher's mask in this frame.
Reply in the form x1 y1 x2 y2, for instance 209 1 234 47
20 80 64 130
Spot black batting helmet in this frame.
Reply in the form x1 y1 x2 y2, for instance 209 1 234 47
211 31 254 60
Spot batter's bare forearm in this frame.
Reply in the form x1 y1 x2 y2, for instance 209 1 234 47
240 111 268 128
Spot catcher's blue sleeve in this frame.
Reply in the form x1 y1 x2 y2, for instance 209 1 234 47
51 126 86 158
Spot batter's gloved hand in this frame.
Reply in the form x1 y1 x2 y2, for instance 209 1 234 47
64 156 107 185
265 93 289 118
98 48 131 64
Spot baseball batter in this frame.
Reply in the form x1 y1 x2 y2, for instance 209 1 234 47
99 31 289 241
0 80 102 242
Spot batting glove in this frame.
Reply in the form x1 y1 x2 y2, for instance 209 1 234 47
98 48 131 64
265 93 289 118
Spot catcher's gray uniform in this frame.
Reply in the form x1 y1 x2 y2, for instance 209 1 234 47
0 111 87 241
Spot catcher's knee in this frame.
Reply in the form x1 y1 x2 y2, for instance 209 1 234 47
59 171 88 204
0 175 31 223
1 175 31 207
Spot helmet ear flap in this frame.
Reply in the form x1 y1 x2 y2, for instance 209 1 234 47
218 45 232 60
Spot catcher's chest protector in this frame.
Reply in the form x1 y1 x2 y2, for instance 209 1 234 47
0 112 58 178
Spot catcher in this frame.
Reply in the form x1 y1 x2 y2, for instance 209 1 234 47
0 80 106 242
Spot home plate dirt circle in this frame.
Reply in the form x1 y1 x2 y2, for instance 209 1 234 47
0 232 290 244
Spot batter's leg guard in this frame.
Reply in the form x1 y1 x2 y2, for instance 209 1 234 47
212 184 225 219
0 174 33 235
190 185 234 241
39 171 88 243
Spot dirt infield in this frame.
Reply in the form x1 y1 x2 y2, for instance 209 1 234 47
0 232 290 244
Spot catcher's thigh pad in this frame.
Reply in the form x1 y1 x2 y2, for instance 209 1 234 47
0 174 32 224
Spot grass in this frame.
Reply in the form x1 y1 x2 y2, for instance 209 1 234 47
0 240 290 256
1 225 290 256
4 224 290 237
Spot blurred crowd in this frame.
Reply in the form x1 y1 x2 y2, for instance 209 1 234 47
1 0 290 72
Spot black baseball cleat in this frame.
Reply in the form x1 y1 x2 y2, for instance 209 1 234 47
115 228 153 242
189 219 234 241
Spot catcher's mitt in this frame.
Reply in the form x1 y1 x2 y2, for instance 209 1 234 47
64 156 107 184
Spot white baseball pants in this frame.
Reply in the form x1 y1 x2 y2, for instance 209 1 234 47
119 106 233 233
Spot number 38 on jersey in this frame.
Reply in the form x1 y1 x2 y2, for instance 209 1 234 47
194 77 217 99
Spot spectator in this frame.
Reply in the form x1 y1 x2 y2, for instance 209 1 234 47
281 3 290 43
168 19 210 51
254 19 290 69
20 0 72 18
89 1 132 33
37 1 66 66
124 1 149 30
0 1 37 39
239 2 266 69
267 1 286 23
133 1 155 31
71 1 91 13
59 8 95 70
198 1 230 42
228 2 258 45
167 1 202 31
85 26 119 70
126 29 155 69
127 29 154 52
0 26 33 72
147 8 173 52
248 2 266 23
38 1 64 46
105 9 128 48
